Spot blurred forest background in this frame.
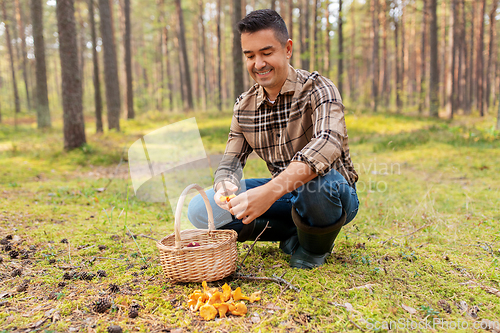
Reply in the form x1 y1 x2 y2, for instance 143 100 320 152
0 0 499 149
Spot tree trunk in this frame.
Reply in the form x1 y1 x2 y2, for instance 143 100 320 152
198 0 208 110
310 0 318 72
370 0 379 111
56 0 86 149
99 0 121 130
337 0 343 93
217 0 222 110
156 0 165 112
15 0 31 110
380 0 388 107
300 0 310 71
30 0 51 128
429 0 439 117
174 0 193 110
485 0 497 112
445 0 457 119
395 13 401 109
476 0 486 116
349 1 355 100
401 3 405 108
418 0 427 113
232 0 244 100
164 27 174 110
88 0 103 133
440 1 446 105
2 1 21 115
323 1 331 76
123 0 134 118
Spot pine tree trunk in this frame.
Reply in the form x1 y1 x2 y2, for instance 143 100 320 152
370 0 379 112
216 0 222 110
310 0 318 72
476 0 486 116
440 1 446 105
99 0 121 130
323 2 330 76
337 0 343 94
2 1 21 115
301 0 310 71
56 0 86 149
445 0 456 119
395 15 401 109
156 0 164 112
198 0 208 110
88 0 103 133
174 0 193 110
418 0 427 113
15 0 31 110
123 0 134 118
380 0 388 107
232 0 244 100
429 0 439 117
164 27 174 110
485 0 497 112
30 0 51 128
349 2 355 100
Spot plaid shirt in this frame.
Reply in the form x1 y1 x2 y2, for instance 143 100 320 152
214 65 358 189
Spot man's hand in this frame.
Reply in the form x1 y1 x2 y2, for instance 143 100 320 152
227 185 276 225
214 181 238 211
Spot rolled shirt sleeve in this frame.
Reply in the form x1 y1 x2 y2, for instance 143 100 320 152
213 113 253 190
291 80 346 176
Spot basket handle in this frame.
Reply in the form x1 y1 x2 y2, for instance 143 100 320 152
174 184 215 249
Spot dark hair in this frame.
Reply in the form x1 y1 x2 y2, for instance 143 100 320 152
237 9 289 46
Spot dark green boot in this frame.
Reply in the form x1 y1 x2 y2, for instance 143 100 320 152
289 208 346 269
237 218 298 254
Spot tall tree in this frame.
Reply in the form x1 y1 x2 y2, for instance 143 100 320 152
310 0 318 71
198 0 208 110
370 0 379 111
337 0 343 93
56 0 86 149
123 0 134 118
429 0 439 117
216 0 222 110
164 26 174 110
300 0 310 71
89 0 103 133
174 0 193 110
2 1 21 115
485 0 497 111
15 0 31 110
476 0 486 116
232 0 244 100
445 0 457 119
99 0 121 130
418 0 428 113
394 6 401 109
379 0 388 106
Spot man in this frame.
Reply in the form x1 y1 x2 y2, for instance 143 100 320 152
188 9 359 269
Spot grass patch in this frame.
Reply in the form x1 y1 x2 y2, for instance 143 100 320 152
0 111 499 332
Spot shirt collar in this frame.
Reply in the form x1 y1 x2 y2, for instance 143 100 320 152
257 65 297 108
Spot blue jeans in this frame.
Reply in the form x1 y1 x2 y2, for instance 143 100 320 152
187 169 359 232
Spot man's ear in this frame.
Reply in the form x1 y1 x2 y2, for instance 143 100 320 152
286 39 293 59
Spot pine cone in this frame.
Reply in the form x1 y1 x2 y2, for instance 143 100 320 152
11 268 22 277
3 245 12 252
49 258 56 265
92 296 112 313
16 279 29 292
62 272 74 280
98 245 107 251
60 239 68 244
0 238 9 245
128 304 140 318
107 325 122 333
20 250 29 260
0 256 3 264
79 272 96 281
58 281 66 288
5 235 12 240
108 283 120 293
97 270 107 277
9 250 19 259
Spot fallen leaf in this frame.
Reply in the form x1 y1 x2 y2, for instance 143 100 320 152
401 304 417 315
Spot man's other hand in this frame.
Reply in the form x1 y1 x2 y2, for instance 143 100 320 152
214 181 238 211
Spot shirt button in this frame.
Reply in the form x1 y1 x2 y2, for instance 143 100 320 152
277 133 281 137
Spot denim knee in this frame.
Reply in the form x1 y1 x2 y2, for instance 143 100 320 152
187 193 209 229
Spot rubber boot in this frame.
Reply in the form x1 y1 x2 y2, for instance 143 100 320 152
236 218 299 254
289 208 346 269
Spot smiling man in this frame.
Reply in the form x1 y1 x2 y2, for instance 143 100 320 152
188 9 359 269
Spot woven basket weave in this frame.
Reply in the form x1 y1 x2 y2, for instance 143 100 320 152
156 184 238 282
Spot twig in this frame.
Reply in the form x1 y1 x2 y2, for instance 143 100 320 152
95 257 126 261
348 314 365 332
138 234 159 242
380 224 430 245
67 242 71 264
234 273 300 292
77 244 96 251
239 221 269 266
125 225 148 266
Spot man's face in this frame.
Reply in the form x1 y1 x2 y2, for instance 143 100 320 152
241 29 292 98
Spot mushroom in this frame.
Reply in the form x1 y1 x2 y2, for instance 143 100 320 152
199 304 218 321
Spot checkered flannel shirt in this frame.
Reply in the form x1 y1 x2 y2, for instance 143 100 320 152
214 65 358 190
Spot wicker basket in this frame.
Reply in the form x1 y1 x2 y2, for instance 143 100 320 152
156 184 238 282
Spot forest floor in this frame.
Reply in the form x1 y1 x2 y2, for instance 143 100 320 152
0 109 499 332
